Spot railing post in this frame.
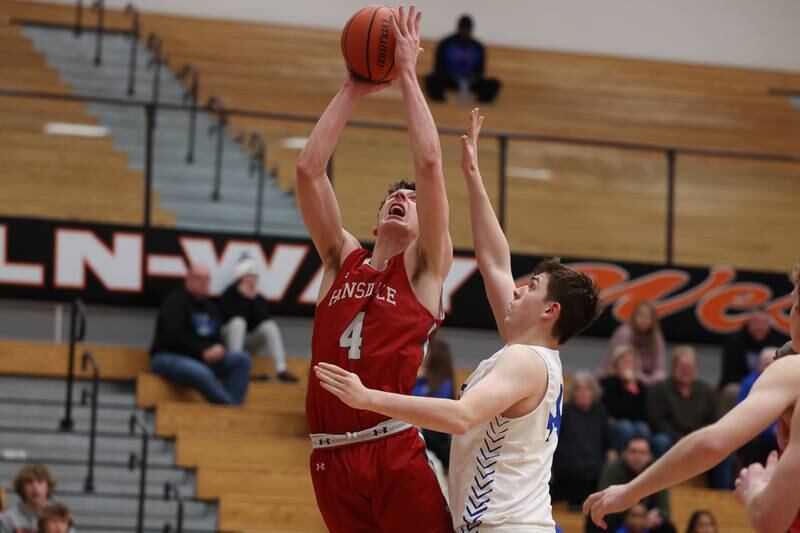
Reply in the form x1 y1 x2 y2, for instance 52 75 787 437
207 97 227 201
60 299 86 432
146 34 165 126
143 104 156 228
178 65 199 164
92 0 104 66
164 483 185 533
124 4 140 96
80 351 100 493
248 133 267 235
497 135 508 230
74 0 83 37
129 414 151 533
666 149 677 266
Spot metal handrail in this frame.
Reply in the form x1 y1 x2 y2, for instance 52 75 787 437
123 4 140 96
60 299 86 432
91 0 105 65
79 351 100 493
177 64 200 163
207 96 228 201
248 133 268 235
146 33 167 112
73 0 83 36
162 482 185 533
129 413 151 533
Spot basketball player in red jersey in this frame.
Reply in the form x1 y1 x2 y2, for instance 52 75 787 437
295 5 452 532
585 263 800 532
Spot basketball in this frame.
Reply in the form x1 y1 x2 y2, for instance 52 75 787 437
341 5 398 82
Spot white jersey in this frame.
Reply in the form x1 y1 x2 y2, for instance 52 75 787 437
449 344 563 532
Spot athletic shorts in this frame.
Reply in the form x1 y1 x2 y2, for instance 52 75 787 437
310 427 452 533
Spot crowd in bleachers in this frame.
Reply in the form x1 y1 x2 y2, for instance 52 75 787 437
0 464 74 533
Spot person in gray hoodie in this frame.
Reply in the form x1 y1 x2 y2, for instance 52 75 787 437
0 464 56 533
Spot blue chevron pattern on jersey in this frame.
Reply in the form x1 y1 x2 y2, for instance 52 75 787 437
459 415 510 531
546 384 563 442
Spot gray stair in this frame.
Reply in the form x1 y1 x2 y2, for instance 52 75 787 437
23 25 309 238
0 374 217 531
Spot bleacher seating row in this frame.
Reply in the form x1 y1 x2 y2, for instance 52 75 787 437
1 1 798 271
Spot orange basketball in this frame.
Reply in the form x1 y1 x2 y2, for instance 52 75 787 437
341 5 398 83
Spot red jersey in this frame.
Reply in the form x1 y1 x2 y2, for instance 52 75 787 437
306 248 442 434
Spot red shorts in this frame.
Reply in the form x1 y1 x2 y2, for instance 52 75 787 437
791 515 800 533
310 427 452 533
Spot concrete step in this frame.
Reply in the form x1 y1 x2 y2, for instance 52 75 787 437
0 402 143 433
175 218 309 238
0 376 135 406
5 493 217 530
154 181 291 206
0 460 192 486
0 428 175 466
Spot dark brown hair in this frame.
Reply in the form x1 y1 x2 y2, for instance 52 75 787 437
425 339 455 399
378 180 416 211
13 463 56 499
686 510 717 533
38 501 74 529
534 258 603 344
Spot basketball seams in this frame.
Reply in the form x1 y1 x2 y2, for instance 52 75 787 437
364 5 380 81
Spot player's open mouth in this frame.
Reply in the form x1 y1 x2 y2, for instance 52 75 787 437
387 203 405 220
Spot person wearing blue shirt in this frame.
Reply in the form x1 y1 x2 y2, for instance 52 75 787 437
736 346 779 465
425 15 501 103
412 339 455 471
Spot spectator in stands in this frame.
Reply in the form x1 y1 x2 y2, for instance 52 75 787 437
601 344 651 453
586 436 675 533
220 258 298 383
615 503 650 533
646 346 733 488
150 264 251 405
685 510 718 533
37 502 74 533
0 463 56 533
425 15 501 103
606 301 666 385
412 339 455 472
735 346 779 466
717 310 787 413
553 371 614 511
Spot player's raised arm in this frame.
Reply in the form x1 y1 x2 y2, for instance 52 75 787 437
392 6 452 279
460 109 515 341
583 356 800 529
736 398 800 533
296 74 391 271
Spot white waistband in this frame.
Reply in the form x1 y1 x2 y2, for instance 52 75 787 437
310 419 413 449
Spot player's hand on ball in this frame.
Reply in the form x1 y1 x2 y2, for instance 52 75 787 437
315 363 371 409
390 5 423 73
735 450 778 506
583 484 638 530
343 70 394 97
460 107 484 176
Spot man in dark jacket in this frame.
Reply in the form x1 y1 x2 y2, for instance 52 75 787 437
150 264 251 405
585 436 675 533
425 15 501 103
219 259 298 382
718 310 787 413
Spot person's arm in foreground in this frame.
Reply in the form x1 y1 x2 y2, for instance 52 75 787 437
736 397 800 533
314 343 545 434
583 357 799 529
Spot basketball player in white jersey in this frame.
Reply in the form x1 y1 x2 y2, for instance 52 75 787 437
315 109 603 532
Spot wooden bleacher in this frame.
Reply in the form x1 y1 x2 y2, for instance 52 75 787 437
2 1 798 270
0 13 174 226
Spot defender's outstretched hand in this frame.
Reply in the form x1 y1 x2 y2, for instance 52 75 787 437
460 107 485 177
315 363 372 409
735 450 779 507
583 484 639 530
391 5 423 73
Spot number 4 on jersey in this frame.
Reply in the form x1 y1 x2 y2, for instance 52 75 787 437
339 312 365 360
